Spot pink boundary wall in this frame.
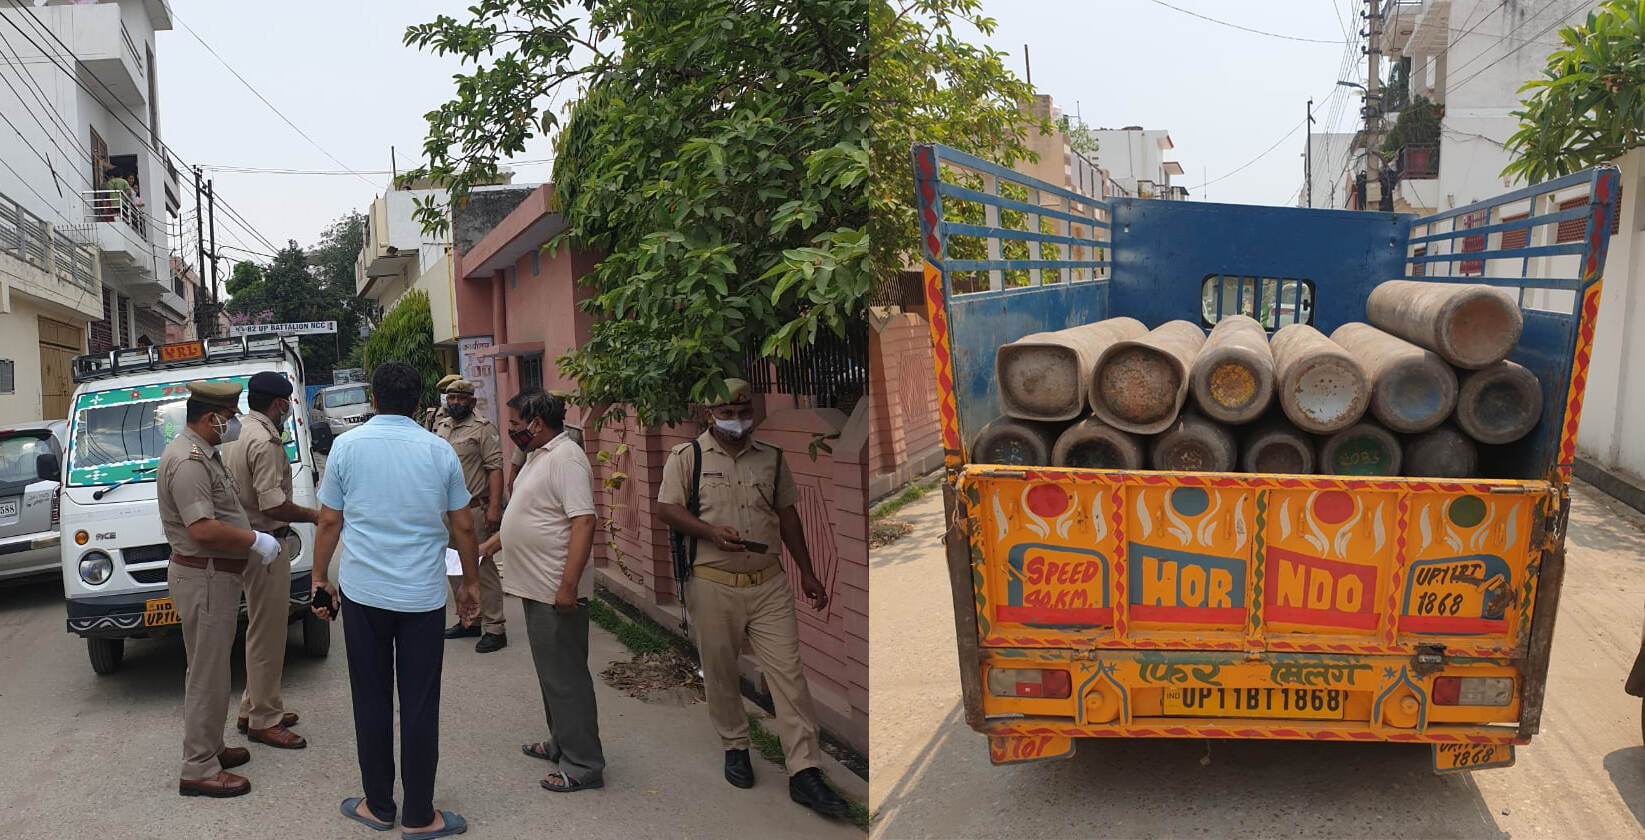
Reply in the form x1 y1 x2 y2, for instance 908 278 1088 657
868 308 944 500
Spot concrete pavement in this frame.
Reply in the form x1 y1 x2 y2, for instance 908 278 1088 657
870 481 1645 839
0 585 862 839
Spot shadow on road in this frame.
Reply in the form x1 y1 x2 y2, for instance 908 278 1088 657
876 702 1510 840
0 576 63 613
1606 746 1645 832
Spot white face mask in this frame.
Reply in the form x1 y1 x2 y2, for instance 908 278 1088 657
714 418 754 439
211 414 242 446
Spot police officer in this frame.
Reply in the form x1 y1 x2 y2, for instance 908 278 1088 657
224 371 317 749
435 379 507 651
422 374 462 431
159 380 282 798
657 378 851 820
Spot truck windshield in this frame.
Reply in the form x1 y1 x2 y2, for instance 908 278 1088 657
66 376 297 487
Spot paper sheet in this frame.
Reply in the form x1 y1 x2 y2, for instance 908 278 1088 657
443 548 463 576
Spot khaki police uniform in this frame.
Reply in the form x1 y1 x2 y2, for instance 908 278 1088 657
436 406 505 634
224 408 295 731
422 374 461 431
158 386 252 782
660 427 823 776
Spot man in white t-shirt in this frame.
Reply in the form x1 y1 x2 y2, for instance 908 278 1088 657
479 389 605 792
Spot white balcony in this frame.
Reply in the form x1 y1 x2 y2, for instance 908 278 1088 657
0 192 102 320
64 3 148 105
77 190 164 297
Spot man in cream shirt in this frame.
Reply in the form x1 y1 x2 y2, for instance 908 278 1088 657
480 389 606 792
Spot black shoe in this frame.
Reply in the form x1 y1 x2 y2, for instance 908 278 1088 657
789 768 852 819
475 632 508 653
724 749 754 789
444 622 481 639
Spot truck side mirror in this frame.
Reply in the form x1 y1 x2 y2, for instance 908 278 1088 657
36 452 61 482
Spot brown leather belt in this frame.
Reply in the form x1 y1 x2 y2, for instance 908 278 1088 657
170 554 248 574
694 564 781 588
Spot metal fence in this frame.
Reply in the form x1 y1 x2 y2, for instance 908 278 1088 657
745 317 868 413
0 193 99 294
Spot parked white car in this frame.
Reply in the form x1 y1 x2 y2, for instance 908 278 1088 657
0 420 67 581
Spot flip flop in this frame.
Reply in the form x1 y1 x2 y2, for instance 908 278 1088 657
340 797 393 832
402 811 467 840
521 741 559 762
540 771 604 793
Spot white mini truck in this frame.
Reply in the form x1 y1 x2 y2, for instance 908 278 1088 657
60 336 328 674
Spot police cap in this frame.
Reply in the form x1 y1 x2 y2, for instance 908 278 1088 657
187 380 242 412
445 379 476 395
435 373 461 391
247 371 293 398
705 378 752 407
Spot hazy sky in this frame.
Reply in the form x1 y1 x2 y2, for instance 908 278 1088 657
156 0 574 263
965 0 1370 206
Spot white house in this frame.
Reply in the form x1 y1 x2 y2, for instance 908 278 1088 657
1089 127 1187 200
355 185 458 371
0 0 189 422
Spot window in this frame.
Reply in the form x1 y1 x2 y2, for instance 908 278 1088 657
325 386 369 407
1200 275 1313 329
1458 210 1487 276
1556 197 1586 243
0 359 12 394
1411 246 1427 277
1501 213 1529 250
0 432 54 485
519 354 544 391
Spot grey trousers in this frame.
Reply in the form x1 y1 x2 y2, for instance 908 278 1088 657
522 597 606 784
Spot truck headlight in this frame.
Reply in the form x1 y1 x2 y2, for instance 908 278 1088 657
78 551 113 585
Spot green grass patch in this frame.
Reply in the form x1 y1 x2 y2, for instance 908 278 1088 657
871 475 940 522
746 713 871 830
589 596 669 655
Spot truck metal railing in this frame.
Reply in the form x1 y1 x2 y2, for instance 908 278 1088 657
72 336 290 383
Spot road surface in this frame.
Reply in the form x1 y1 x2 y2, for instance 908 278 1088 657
870 480 1645 839
0 583 862 839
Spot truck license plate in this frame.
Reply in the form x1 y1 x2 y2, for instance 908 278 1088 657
1433 743 1514 774
143 597 180 627
1162 686 1346 719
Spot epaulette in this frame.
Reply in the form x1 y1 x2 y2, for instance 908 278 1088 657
187 445 208 460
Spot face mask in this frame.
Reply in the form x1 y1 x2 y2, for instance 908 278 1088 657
714 418 754 439
447 402 473 420
211 414 242 445
508 427 535 450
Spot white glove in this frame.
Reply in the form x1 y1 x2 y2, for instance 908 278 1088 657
250 531 281 566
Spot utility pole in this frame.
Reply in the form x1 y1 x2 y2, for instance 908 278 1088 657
1024 44 1031 87
1364 0 1385 210
193 166 213 338
207 178 219 321
1305 98 1314 208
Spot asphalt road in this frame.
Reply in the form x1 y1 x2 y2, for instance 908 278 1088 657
869 480 1645 839
0 580 862 839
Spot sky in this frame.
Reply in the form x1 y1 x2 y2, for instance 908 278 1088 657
154 0 580 264
964 0 1373 206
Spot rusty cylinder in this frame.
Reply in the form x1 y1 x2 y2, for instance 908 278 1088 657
1404 425 1478 478
1089 319 1207 435
1365 280 1523 369
1318 422 1403 476
1051 417 1146 470
1242 417 1316 475
1329 322 1458 434
970 417 1061 466
1269 323 1371 434
996 317 1148 421
1189 314 1276 424
1149 413 1238 473
1455 360 1542 445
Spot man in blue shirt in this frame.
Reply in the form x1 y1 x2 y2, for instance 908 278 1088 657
312 362 479 839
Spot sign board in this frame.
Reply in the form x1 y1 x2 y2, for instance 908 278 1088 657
458 336 499 429
229 321 338 337
333 368 367 385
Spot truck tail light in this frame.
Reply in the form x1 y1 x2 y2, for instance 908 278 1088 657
1432 677 1514 706
988 668 1071 699
51 489 60 525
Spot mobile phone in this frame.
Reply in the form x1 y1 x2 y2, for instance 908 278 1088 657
738 540 769 554
313 588 337 620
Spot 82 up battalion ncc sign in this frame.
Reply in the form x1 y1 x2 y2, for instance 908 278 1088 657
229 321 338 337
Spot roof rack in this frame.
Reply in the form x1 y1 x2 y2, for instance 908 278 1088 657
71 336 292 383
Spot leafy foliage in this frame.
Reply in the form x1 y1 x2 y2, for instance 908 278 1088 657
869 0 1051 293
219 212 367 383
1380 95 1441 158
1504 0 1645 182
403 0 868 427
360 289 444 410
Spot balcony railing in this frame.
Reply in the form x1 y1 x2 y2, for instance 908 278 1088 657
1398 143 1439 180
82 189 147 237
0 192 99 295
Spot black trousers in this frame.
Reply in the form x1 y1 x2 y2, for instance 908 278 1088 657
341 593 445 827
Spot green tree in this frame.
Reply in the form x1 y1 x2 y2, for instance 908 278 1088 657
1503 0 1645 182
869 0 1051 292
1380 95 1441 158
402 0 867 427
361 289 443 409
